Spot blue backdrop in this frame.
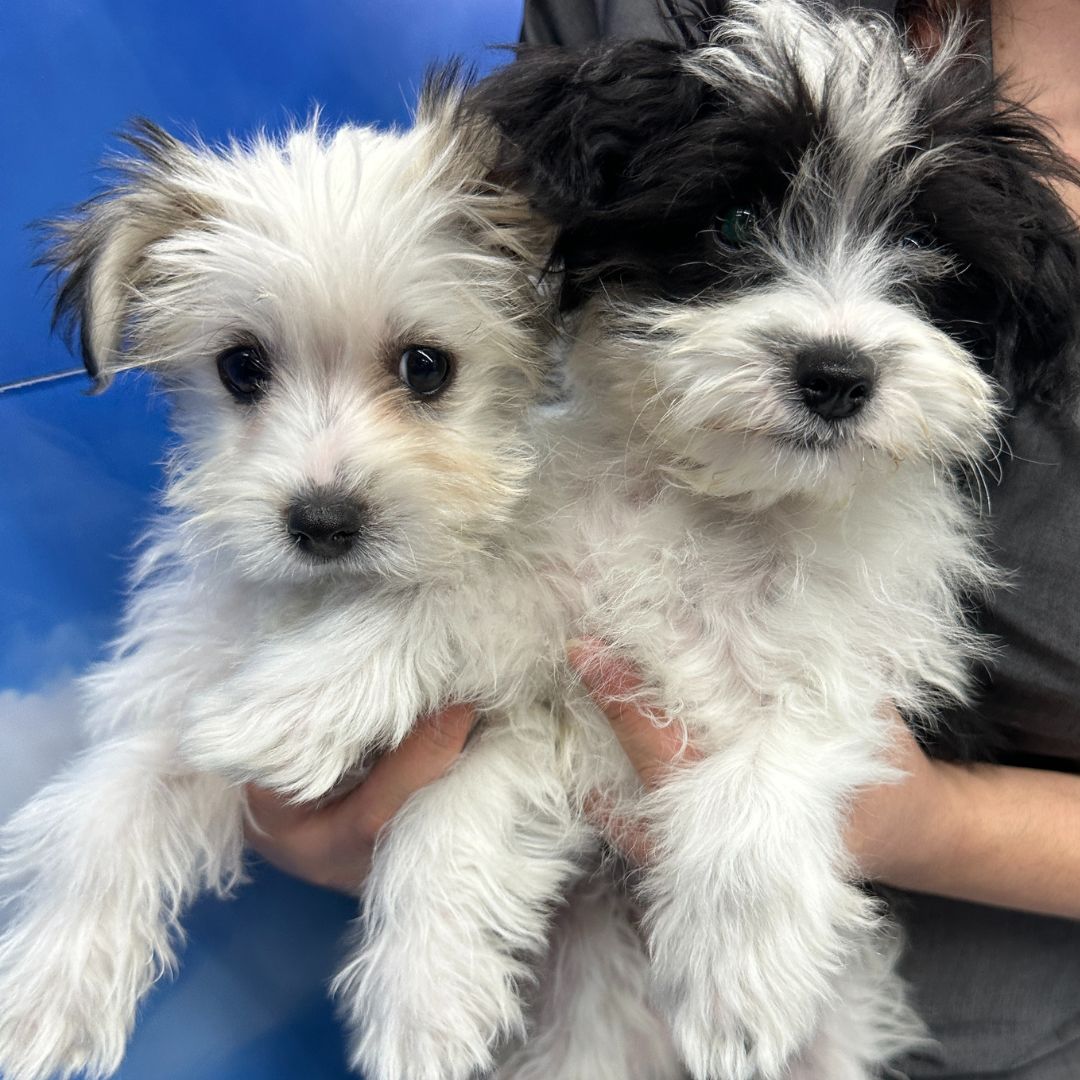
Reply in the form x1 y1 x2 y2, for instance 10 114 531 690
0 2 520 1076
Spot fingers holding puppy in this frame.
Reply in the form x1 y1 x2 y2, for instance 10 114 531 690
245 703 476 894
568 639 696 790
568 639 700 865
245 650 934 891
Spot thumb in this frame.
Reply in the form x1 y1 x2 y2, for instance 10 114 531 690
567 638 696 789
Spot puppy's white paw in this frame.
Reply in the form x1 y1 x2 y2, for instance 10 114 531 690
336 936 522 1080
648 915 835 1080
0 957 127 1080
348 1010 500 1080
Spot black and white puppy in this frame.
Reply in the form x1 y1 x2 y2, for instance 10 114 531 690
474 1 1080 1077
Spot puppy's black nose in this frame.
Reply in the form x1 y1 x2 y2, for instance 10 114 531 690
286 494 366 560
794 344 875 421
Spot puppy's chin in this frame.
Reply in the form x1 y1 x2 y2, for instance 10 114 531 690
222 545 379 589
659 428 877 508
658 408 991 509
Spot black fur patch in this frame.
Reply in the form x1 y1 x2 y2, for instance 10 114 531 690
472 6 1080 405
473 39 721 308
912 79 1080 404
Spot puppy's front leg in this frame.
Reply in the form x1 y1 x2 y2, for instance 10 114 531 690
0 730 244 1080
335 718 587 1080
641 728 883 1080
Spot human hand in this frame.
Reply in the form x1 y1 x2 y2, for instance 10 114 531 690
244 703 476 893
568 638 956 885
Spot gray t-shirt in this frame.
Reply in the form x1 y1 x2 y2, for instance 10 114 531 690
519 2 1080 1075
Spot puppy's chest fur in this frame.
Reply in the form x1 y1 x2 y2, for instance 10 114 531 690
549 449 987 764
83 513 574 801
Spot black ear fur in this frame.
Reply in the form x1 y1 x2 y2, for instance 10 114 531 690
473 0 733 219
471 41 708 225
920 76 1080 406
469 41 719 303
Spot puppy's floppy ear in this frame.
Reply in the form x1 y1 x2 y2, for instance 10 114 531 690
467 41 708 235
980 111 1080 406
468 42 720 309
922 85 1080 406
42 119 214 388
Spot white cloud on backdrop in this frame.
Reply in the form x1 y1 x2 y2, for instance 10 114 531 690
0 677 87 825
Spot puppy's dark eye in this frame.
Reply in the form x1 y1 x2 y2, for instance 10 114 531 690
398 345 452 397
217 345 271 403
719 207 756 246
901 227 933 250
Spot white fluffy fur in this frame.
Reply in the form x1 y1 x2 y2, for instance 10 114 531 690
499 1 1002 1076
0 95 595 1080
0 6 1002 1079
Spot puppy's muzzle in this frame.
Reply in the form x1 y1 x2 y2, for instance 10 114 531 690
794 344 875 421
286 491 367 560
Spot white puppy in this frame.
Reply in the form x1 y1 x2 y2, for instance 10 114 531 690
0 79 598 1080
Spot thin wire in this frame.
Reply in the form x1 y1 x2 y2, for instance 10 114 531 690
0 367 89 395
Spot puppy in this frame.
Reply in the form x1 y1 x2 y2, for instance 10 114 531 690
0 76 595 1080
474 1 1080 1076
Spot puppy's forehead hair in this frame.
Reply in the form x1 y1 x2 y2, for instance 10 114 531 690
167 108 502 262
46 75 547 384
142 116 539 358
683 0 974 181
